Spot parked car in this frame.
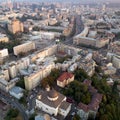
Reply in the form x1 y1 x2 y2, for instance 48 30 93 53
66 97 74 103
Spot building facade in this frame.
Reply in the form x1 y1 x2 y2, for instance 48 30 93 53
8 19 24 34
13 42 36 56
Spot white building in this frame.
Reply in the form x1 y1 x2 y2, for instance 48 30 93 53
107 53 120 69
0 77 19 92
9 86 23 99
36 89 71 117
0 49 9 58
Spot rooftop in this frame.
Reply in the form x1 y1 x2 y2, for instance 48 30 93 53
57 72 74 82
59 101 71 110
10 86 23 94
37 90 65 109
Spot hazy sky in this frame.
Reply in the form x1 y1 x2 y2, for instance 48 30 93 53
0 0 120 3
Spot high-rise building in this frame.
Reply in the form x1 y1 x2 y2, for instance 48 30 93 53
8 19 24 34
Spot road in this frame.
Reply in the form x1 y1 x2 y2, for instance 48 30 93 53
0 91 28 120
63 15 84 45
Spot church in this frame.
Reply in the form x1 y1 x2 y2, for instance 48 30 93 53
36 88 71 118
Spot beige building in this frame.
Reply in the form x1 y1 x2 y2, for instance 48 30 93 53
8 62 17 79
107 53 120 69
13 42 36 56
73 28 110 48
36 89 71 118
24 62 55 90
30 45 57 62
0 34 9 43
0 69 10 81
57 72 74 88
8 19 24 34
73 36 109 48
0 49 9 58
0 78 19 92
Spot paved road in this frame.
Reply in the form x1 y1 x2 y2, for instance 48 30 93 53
63 15 84 45
0 91 28 120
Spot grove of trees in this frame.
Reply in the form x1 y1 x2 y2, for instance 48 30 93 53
5 108 19 120
41 69 61 88
62 80 91 104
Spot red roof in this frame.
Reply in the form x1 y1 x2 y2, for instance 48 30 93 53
57 72 74 82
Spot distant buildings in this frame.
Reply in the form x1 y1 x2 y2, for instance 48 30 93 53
36 89 71 118
0 44 96 92
8 19 24 34
73 27 110 48
107 53 120 69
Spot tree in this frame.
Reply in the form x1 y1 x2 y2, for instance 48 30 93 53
73 114 81 120
29 113 36 120
74 68 90 82
16 76 25 89
99 114 109 120
19 96 27 106
62 80 91 104
40 69 61 88
5 108 19 120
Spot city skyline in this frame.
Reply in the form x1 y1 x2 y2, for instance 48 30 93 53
0 0 120 3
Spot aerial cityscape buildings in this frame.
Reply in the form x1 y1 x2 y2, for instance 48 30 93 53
0 0 120 120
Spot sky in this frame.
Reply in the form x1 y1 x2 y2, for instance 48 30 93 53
27 0 120 3
0 0 120 3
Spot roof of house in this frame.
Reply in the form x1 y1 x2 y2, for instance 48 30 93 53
37 90 66 109
59 101 71 110
10 86 23 94
88 93 103 111
77 102 89 112
47 89 58 99
57 72 74 82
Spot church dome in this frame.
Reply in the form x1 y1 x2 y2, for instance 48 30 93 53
47 89 58 101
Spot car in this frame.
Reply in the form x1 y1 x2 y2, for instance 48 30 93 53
66 97 74 103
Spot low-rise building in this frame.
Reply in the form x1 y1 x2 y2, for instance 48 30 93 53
57 72 74 88
36 89 71 117
77 80 103 120
0 77 19 92
0 34 9 43
107 53 120 69
9 86 23 99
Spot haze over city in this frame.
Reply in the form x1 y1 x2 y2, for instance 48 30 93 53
0 0 120 120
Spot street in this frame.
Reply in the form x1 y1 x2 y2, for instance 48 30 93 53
63 15 84 45
0 91 28 120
